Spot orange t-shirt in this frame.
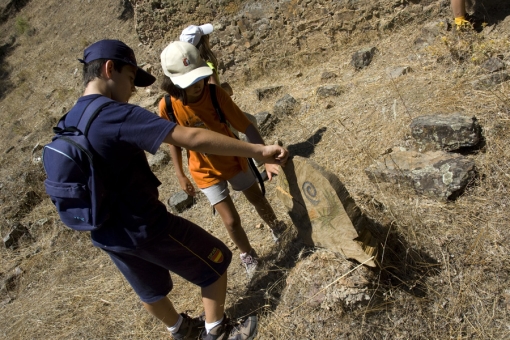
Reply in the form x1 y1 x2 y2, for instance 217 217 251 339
158 85 252 188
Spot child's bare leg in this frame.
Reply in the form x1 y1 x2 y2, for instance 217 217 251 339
242 182 278 228
201 271 227 323
142 297 179 327
214 197 252 253
143 272 227 326
451 0 466 18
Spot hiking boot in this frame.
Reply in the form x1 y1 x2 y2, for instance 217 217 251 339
240 249 259 279
202 316 258 340
171 313 204 340
270 221 286 243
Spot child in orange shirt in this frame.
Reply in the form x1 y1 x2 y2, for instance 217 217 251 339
159 41 286 279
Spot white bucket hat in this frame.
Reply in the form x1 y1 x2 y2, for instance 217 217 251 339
179 24 214 46
160 41 213 89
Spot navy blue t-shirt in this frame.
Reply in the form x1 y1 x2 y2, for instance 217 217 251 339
65 94 176 251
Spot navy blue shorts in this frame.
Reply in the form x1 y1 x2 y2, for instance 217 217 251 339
103 214 232 303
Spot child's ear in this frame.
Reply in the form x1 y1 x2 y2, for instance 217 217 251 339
102 60 115 80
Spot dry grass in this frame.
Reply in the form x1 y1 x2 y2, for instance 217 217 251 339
1 0 510 339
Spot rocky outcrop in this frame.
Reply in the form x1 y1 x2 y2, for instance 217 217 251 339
131 0 442 81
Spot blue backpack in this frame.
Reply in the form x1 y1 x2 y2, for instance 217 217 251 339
42 96 113 231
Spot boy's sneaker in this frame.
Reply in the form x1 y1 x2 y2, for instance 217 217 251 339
202 316 258 340
171 313 204 340
240 249 259 279
270 221 286 243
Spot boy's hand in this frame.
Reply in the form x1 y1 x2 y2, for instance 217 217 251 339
178 176 196 196
258 145 289 166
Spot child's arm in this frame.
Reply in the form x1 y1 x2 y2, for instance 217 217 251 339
164 125 288 166
169 144 196 196
243 124 281 181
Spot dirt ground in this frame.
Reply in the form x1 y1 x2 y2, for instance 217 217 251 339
1 0 510 339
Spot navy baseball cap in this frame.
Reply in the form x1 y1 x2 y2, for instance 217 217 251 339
79 39 156 87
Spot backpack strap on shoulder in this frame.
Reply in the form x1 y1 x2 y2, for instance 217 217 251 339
59 96 114 136
209 84 226 124
79 96 115 136
164 94 177 123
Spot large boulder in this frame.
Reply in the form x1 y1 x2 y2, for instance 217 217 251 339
365 150 476 201
410 114 482 152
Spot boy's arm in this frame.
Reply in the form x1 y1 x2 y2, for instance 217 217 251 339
164 125 288 166
168 144 195 196
243 124 281 181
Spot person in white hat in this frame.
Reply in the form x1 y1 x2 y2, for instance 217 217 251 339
159 41 287 302
179 23 233 96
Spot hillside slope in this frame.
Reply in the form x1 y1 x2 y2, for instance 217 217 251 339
1 0 510 339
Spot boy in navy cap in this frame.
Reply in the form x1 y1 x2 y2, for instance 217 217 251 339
61 39 287 339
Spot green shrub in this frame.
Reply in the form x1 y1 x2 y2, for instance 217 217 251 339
15 16 32 36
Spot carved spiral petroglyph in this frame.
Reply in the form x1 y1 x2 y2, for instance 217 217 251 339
302 181 320 205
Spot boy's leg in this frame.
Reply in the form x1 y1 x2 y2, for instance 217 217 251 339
201 271 227 323
142 297 179 326
214 196 252 254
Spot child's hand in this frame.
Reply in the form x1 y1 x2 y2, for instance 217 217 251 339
264 163 281 181
179 176 196 196
259 145 289 166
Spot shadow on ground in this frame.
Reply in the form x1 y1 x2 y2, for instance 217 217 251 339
471 1 510 31
226 128 440 319
0 37 16 101
286 127 327 158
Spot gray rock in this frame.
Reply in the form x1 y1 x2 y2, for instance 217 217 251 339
387 66 412 79
0 266 23 296
3 224 30 249
168 191 194 213
255 111 278 136
148 148 170 170
255 85 283 100
316 85 344 97
472 72 510 90
273 94 299 119
351 47 378 70
480 58 505 73
410 114 482 151
253 111 271 127
321 71 338 80
365 150 476 201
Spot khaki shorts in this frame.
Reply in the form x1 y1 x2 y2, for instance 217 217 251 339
200 169 257 206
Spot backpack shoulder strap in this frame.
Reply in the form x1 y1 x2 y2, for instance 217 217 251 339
209 84 226 124
78 96 115 136
164 94 177 123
